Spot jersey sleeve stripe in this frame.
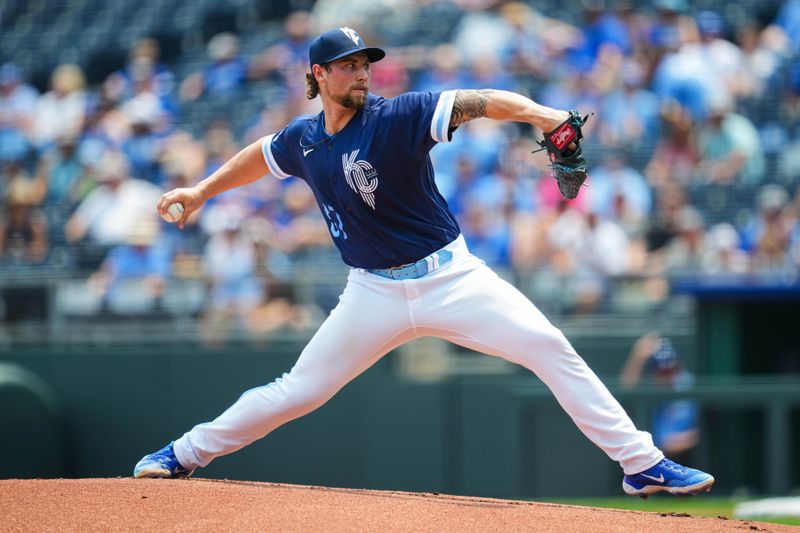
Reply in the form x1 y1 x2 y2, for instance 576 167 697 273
430 90 457 144
261 134 291 179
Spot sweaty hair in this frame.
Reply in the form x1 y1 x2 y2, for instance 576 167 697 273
305 63 331 99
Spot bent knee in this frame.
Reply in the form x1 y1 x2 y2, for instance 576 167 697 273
271 374 340 415
287 389 334 414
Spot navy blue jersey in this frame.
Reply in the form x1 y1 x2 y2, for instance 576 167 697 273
262 91 461 269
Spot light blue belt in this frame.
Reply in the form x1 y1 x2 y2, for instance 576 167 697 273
367 249 454 280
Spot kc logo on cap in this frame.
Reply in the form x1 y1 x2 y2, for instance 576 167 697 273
340 27 360 45
308 27 386 69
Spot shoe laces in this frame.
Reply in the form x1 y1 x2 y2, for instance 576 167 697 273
153 445 178 468
660 458 688 473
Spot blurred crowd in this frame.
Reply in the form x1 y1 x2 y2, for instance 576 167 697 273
2 0 800 327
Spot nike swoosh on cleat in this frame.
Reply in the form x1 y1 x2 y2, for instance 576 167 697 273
303 148 314 156
641 473 665 483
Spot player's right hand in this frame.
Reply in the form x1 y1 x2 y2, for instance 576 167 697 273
157 186 205 230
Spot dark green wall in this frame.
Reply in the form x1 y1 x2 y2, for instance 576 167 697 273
2 336 796 497
1 340 633 497
697 300 800 375
0 362 66 477
0 342 448 492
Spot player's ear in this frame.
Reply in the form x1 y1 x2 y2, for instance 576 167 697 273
312 64 326 81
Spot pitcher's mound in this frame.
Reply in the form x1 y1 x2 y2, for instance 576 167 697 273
0 478 788 532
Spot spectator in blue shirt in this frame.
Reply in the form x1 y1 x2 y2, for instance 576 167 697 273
0 63 38 163
621 333 699 459
599 59 661 156
773 0 800 51
88 219 171 312
589 152 652 231
572 0 632 66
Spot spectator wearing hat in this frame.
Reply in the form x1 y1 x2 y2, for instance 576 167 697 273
695 92 765 185
621 333 699 459
702 222 749 275
649 6 737 124
742 183 795 270
689 11 745 99
65 151 161 269
118 48 178 126
31 64 88 150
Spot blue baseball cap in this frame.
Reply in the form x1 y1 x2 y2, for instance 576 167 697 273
647 338 678 373
308 27 385 69
0 63 21 85
696 10 724 36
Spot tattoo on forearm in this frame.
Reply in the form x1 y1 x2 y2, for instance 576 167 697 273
450 90 492 128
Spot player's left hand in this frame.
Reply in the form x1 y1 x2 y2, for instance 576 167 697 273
535 110 593 200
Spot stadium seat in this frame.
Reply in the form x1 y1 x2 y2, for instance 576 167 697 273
54 280 103 317
106 279 160 314
162 279 208 317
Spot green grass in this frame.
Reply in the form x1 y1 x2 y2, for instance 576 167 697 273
543 497 800 527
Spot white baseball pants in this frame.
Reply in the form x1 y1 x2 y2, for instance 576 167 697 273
174 235 664 475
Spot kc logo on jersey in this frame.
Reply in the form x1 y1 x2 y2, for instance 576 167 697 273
342 149 378 209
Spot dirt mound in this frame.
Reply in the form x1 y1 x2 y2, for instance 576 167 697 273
0 478 789 532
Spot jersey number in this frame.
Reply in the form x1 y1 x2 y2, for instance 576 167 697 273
323 204 348 240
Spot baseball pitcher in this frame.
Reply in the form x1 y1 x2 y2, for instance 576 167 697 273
134 28 714 498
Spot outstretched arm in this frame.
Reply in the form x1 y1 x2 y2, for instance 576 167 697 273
157 138 268 228
620 333 661 388
451 89 590 200
450 89 569 133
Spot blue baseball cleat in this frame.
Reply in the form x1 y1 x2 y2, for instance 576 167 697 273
623 458 714 498
133 442 194 479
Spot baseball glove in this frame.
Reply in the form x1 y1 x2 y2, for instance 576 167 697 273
535 111 593 200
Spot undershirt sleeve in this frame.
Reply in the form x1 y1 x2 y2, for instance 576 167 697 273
429 90 458 144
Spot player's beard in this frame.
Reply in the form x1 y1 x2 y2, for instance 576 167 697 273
339 86 368 109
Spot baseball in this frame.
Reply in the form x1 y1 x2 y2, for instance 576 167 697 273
161 202 184 223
